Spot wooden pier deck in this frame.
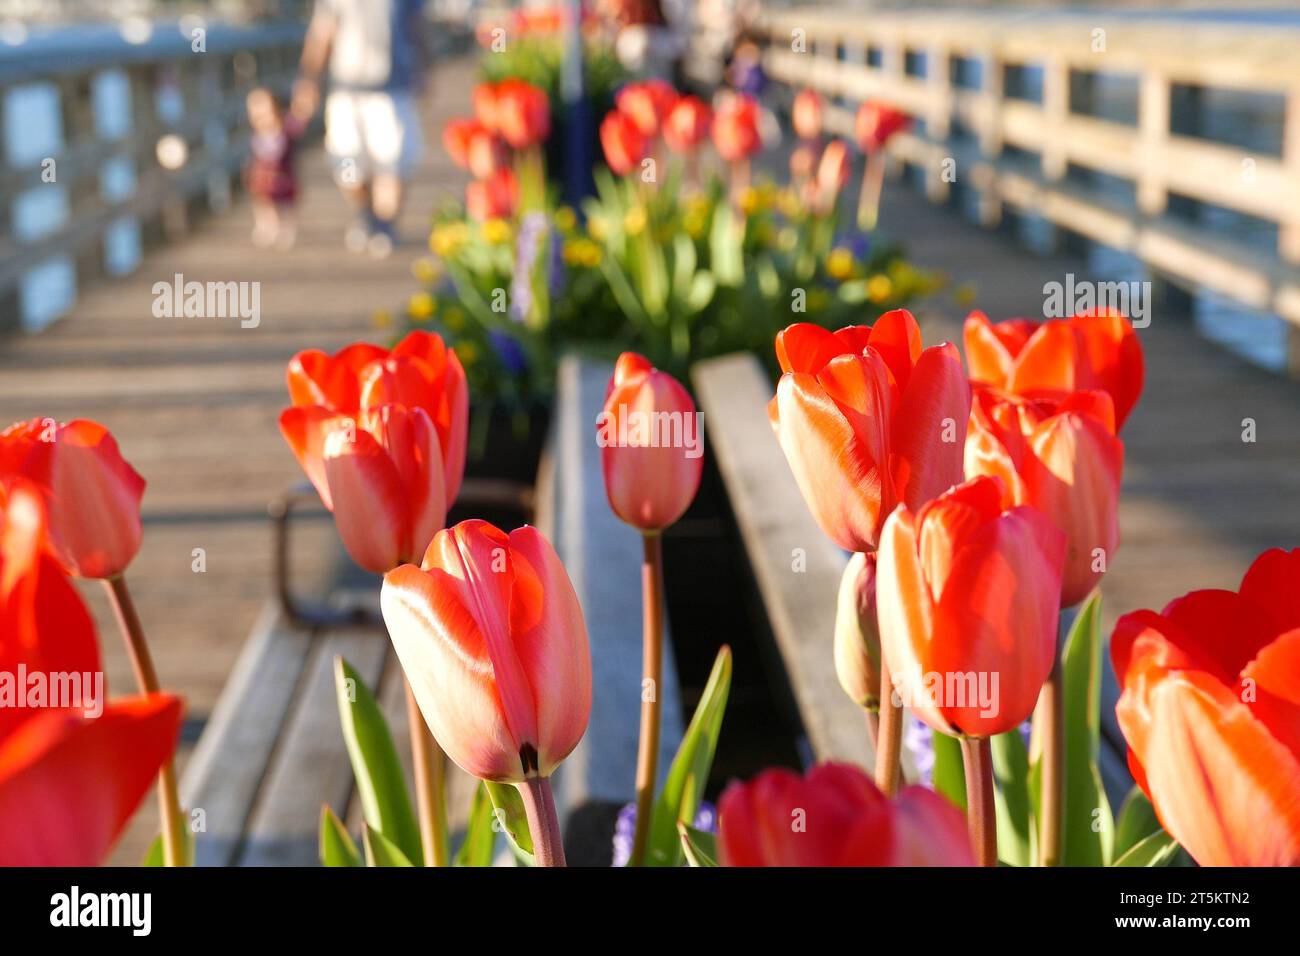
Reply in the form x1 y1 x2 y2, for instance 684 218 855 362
2 54 1298 862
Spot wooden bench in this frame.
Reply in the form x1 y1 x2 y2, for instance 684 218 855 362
181 354 682 866
692 352 1131 806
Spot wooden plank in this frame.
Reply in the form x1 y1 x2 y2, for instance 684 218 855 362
237 626 388 866
180 602 313 868
692 353 875 769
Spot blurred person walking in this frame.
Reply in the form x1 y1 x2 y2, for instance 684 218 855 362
295 0 431 258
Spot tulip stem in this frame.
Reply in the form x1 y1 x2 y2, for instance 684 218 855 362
405 680 450 866
628 531 665 867
104 575 187 867
518 776 566 867
864 709 880 749
856 151 885 232
873 658 902 797
1037 656 1064 867
960 735 997 867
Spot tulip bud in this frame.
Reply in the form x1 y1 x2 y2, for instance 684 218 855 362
597 353 703 532
600 110 647 177
792 89 823 141
441 117 486 169
663 95 711 152
833 552 881 710
718 762 974 866
616 79 679 139
0 418 145 579
380 520 592 782
494 80 550 149
712 93 762 163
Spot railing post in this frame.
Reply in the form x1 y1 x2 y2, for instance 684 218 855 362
926 44 951 203
977 53 1003 226
1137 70 1171 216
1281 85 1300 266
1041 57 1069 183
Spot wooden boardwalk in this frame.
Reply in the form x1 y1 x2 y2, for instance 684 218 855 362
2 53 1298 862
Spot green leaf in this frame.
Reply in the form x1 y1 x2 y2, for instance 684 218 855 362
141 828 195 867
484 781 536 865
644 646 733 867
709 207 744 286
678 823 719 867
1112 830 1180 867
1113 785 1162 859
319 805 362 867
931 731 966 812
1059 594 1114 866
454 782 499 867
362 825 415 867
991 729 1034 867
333 656 423 865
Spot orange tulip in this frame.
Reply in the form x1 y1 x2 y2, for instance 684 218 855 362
442 117 486 169
815 139 852 208
598 353 703 532
283 330 468 504
712 93 762 163
769 311 971 552
616 79 679 139
855 101 911 152
718 762 974 866
963 310 1145 429
0 482 182 867
466 128 506 179
1111 548 1300 866
0 418 144 579
965 386 1123 607
600 110 647 177
792 89 823 141
472 83 500 133
380 520 592 782
875 476 1066 738
493 80 551 149
662 95 711 153
465 167 519 221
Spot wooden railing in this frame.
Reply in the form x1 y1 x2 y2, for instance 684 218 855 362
752 7 1300 357
0 21 306 331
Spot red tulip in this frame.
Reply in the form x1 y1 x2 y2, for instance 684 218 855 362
1111 548 1300 866
472 83 500 132
600 110 647 177
598 353 703 532
963 310 1145 429
466 128 506 179
718 762 974 866
466 167 519 221
0 418 144 579
616 79 679 139
494 80 550 149
769 311 970 552
380 520 592 782
662 95 711 152
442 117 486 169
965 386 1123 607
283 330 468 504
0 482 182 867
712 93 762 163
792 89 823 140
855 101 911 151
875 476 1066 737
815 139 852 202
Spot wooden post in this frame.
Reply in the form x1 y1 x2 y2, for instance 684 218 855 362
1137 70 1171 217
927 44 951 203
1281 85 1300 266
977 53 1003 227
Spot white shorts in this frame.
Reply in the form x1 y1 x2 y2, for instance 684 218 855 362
325 90 423 181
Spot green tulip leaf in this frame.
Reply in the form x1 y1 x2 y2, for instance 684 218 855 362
319 804 362 867
678 822 719 868
1113 785 1163 860
645 646 733 867
991 729 1034 867
1112 829 1181 867
931 731 966 813
362 824 415 867
485 781 536 865
1060 594 1114 866
333 656 423 866
454 782 499 867
141 827 195 867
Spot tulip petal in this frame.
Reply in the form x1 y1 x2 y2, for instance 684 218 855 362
1006 320 1081 398
1239 547 1300 635
890 342 969 513
0 694 181 866
888 785 975 866
322 426 408 573
774 323 845 375
287 343 388 412
381 563 524 781
278 405 346 510
963 311 1017 385
506 527 592 775
867 309 923 389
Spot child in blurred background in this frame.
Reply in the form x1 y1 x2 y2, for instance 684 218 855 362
245 87 305 249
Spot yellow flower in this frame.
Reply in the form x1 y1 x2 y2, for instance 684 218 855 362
867 274 894 303
683 212 706 238
407 292 436 322
587 217 607 241
482 218 512 244
624 205 648 236
826 248 856 281
371 308 393 330
564 239 602 267
430 228 459 258
555 206 577 232
779 189 802 218
738 187 760 215
581 243 602 267
411 257 441 284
